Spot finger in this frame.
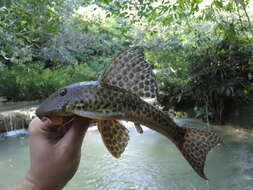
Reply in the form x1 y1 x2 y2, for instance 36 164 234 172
60 118 91 149
41 117 62 132
28 117 47 135
29 117 64 144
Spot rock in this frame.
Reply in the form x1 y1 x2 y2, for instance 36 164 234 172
0 97 6 103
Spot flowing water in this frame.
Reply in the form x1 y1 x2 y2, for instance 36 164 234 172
0 119 253 190
0 100 38 132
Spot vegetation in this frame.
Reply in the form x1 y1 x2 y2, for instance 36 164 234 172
0 0 129 100
0 0 252 123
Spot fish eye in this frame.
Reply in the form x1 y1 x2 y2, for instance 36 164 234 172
59 88 67 96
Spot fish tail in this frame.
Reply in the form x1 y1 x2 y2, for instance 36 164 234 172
176 127 223 179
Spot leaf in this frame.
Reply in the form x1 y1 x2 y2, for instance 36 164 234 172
213 0 223 9
100 0 110 4
20 20 27 25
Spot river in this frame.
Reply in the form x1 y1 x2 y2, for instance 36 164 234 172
0 119 252 190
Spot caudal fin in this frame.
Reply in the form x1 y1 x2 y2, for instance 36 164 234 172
177 128 223 179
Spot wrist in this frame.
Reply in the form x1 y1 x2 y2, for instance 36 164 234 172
4 178 38 190
24 174 45 190
25 171 62 190
25 172 61 190
21 178 37 190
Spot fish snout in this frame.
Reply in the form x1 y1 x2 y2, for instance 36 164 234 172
35 106 47 119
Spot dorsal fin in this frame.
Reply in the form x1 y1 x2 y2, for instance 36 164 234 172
99 47 157 98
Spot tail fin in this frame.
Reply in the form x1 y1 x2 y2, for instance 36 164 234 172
177 128 223 180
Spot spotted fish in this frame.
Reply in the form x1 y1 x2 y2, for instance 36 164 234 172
36 47 223 179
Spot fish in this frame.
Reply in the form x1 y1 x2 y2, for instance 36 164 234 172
36 47 223 179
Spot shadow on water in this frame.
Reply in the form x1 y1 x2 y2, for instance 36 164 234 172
0 119 253 190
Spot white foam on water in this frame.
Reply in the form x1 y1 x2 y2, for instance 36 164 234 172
3 129 27 137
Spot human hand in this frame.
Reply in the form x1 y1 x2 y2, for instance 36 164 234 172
24 117 90 190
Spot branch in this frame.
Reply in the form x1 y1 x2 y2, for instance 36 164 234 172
240 0 253 36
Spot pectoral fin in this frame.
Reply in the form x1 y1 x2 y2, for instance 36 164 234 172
134 123 143 134
98 120 129 158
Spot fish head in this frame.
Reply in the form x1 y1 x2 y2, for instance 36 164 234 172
36 81 97 119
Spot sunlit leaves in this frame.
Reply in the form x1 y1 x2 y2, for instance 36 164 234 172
98 0 252 33
0 0 66 68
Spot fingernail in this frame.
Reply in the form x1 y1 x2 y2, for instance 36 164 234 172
41 117 48 122
42 117 53 126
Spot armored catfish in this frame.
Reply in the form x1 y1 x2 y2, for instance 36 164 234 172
36 47 223 179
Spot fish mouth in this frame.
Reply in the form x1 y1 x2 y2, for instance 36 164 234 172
35 109 73 119
35 109 75 125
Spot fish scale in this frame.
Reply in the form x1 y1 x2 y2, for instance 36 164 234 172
36 47 223 180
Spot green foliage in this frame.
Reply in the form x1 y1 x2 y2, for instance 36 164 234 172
0 0 253 125
158 78 189 109
0 0 64 67
158 26 253 123
102 0 252 28
41 25 126 67
187 37 253 123
0 1 128 101
0 64 97 101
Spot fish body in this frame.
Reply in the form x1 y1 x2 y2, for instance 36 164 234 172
36 48 223 179
37 81 182 144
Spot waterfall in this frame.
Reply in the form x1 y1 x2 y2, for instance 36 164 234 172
0 107 36 133
3 111 26 131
